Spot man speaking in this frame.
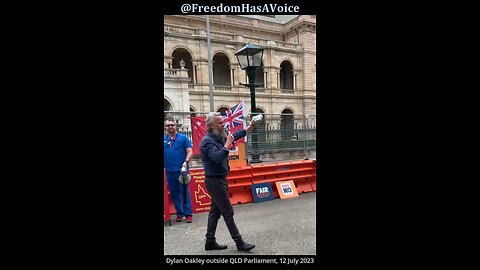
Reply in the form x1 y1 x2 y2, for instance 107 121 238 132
200 112 256 251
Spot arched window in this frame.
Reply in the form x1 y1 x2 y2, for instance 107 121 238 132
216 107 230 113
164 98 172 112
164 98 173 121
213 53 231 88
280 61 294 90
255 66 264 89
172 48 193 83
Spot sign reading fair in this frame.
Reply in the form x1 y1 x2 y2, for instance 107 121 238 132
251 183 274 203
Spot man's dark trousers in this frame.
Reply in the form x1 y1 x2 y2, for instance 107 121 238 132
205 176 242 242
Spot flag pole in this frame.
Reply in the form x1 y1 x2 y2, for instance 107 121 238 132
207 15 214 112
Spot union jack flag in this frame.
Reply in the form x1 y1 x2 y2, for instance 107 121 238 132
220 101 247 143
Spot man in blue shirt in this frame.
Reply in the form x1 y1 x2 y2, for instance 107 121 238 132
200 112 256 251
164 119 193 223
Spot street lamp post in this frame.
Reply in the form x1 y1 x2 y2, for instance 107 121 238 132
235 44 264 164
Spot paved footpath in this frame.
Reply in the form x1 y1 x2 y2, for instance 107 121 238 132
164 191 316 255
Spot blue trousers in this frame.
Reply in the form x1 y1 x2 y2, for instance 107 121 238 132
166 171 192 217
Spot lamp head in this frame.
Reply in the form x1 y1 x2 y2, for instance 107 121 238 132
235 43 264 70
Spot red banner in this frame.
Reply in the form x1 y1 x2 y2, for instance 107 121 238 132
191 108 246 152
190 116 206 155
188 168 211 213
163 169 170 221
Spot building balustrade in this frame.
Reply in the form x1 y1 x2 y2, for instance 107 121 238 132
280 89 295 94
164 68 189 79
213 85 232 91
164 24 299 50
181 83 296 94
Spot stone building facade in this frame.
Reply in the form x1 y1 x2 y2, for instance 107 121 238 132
164 15 316 119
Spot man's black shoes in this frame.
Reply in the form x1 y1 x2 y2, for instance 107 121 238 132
205 241 228 250
235 239 255 251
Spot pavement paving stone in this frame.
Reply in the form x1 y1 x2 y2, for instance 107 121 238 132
164 191 316 255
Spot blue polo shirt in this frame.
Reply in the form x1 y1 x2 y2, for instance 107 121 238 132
164 133 192 173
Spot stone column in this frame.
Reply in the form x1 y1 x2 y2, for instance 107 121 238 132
294 69 302 91
264 67 276 89
263 71 267 88
192 64 197 84
164 55 173 69
277 71 281 89
192 59 208 85
293 72 296 90
228 63 239 87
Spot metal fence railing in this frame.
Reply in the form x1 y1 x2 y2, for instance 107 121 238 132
305 114 316 148
164 111 316 167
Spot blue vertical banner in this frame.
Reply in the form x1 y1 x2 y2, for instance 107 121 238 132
251 183 275 203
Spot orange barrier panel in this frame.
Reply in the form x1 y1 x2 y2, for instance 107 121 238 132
167 160 316 209
307 160 317 191
250 160 315 195
308 160 317 191
283 160 314 194
227 166 254 205
168 166 255 212
227 166 253 187
310 178 316 191
249 162 280 198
